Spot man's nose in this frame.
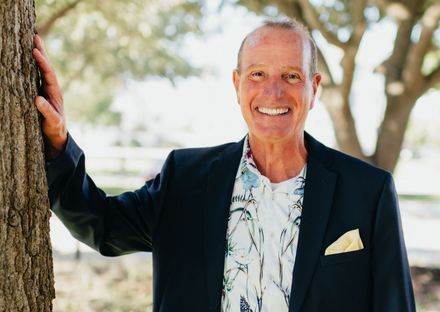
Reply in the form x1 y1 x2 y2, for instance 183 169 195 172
263 77 285 98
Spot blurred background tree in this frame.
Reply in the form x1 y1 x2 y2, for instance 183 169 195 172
36 0 204 126
228 0 440 172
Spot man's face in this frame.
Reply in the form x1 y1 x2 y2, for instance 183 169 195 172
233 27 321 144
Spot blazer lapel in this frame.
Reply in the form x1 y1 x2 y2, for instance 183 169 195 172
289 133 337 312
203 139 244 312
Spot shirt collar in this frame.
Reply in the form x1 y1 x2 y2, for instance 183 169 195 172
236 134 307 191
236 134 259 179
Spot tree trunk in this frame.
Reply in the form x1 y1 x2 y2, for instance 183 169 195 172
0 1 55 311
374 92 417 172
320 87 367 161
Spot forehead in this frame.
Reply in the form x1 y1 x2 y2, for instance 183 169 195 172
241 27 309 69
245 27 304 48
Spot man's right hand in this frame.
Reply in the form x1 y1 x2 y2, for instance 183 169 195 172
32 35 67 160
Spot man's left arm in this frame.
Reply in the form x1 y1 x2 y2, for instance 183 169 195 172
371 173 416 311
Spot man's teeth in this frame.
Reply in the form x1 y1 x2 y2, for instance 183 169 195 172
257 107 289 116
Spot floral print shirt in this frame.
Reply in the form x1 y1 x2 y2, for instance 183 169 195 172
221 136 306 312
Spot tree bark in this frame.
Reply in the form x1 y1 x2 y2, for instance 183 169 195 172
374 92 417 172
0 1 55 311
320 87 366 159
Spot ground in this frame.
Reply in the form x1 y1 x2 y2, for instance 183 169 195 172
52 252 440 312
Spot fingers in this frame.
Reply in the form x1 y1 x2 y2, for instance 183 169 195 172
34 35 48 59
33 36 67 158
35 96 67 155
32 45 59 89
32 35 64 113
35 96 61 124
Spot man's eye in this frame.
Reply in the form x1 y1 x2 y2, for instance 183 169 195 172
283 73 300 81
250 71 265 80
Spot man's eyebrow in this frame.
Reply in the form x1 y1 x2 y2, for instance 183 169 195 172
243 64 305 74
281 65 304 73
243 64 266 71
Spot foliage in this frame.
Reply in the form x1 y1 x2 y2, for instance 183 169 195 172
36 0 204 125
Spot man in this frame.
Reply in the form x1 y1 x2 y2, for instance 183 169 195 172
33 18 415 312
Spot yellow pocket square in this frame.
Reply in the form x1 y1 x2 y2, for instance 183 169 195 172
324 229 364 256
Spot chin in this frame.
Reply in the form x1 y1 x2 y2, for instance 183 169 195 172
251 128 296 143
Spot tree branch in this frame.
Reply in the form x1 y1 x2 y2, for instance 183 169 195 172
271 0 304 21
320 87 367 160
378 0 413 22
348 0 367 47
350 0 367 32
337 0 367 102
297 0 346 49
37 0 84 37
404 2 440 93
339 0 367 98
316 46 336 87
423 64 440 92
383 19 416 84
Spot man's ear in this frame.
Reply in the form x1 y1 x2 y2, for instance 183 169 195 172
232 69 240 103
312 73 321 95
310 73 321 110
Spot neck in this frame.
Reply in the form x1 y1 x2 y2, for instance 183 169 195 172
248 133 307 183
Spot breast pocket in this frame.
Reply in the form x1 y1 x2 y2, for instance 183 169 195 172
320 248 367 266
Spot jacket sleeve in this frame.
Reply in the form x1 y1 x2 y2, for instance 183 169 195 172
371 173 416 311
46 134 173 256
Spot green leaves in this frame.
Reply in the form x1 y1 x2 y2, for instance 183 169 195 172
36 0 205 125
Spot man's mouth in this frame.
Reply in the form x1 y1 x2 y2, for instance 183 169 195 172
257 107 290 116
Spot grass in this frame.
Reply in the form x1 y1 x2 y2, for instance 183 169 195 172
53 253 153 312
101 186 133 195
399 194 440 202
52 253 440 311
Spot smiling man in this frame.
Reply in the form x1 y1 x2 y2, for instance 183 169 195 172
34 18 415 312
233 22 320 183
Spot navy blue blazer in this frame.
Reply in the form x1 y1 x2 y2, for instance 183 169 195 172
47 132 415 312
